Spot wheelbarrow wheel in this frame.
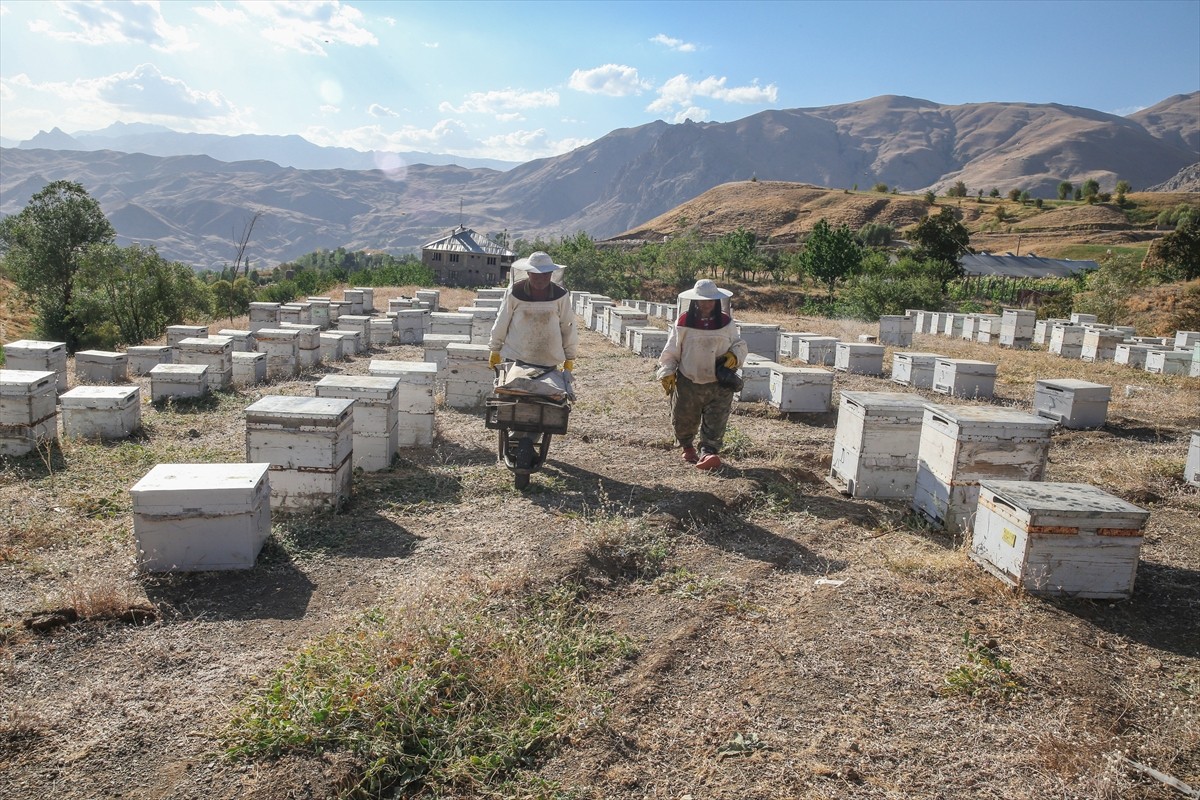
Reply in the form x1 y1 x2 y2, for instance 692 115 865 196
514 471 530 489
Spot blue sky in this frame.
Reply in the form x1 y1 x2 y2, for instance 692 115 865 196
1 0 1197 162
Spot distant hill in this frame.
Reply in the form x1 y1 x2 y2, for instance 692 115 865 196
1 92 1196 267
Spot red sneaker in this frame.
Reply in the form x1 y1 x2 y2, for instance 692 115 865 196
696 452 722 470
681 446 698 464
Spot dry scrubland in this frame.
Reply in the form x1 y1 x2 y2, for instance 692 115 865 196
1 285 1199 799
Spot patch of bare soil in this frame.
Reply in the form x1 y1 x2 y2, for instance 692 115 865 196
1 301 1198 799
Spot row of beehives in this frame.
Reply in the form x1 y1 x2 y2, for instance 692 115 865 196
880 309 1200 377
825 390 1200 599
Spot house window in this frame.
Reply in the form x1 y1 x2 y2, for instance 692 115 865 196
431 252 442 262
487 257 496 265
449 254 460 263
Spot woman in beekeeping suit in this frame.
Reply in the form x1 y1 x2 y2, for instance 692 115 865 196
656 279 748 470
488 251 578 372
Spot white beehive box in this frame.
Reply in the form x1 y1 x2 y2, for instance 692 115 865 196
329 299 353 321
891 352 942 389
429 312 473 338
629 328 666 358
130 462 272 572
254 328 300 380
1193 343 1200 378
1144 349 1191 375
166 325 207 347
970 481 1150 599
827 391 925 498
279 323 323 366
1033 318 1068 345
974 314 1002 344
75 350 128 384
4 340 67 395
245 396 354 511
1080 328 1126 362
0 369 58 426
149 364 209 402
216 329 256 353
1186 430 1200 486
414 289 440 310
232 351 267 386
458 307 497 343
834 342 884 376
738 323 781 360
248 302 281 333
1070 313 1098 325
767 365 832 413
316 375 401 471
306 298 332 329
913 404 1056 535
584 299 614 331
1033 379 1111 429
278 304 302 325
176 336 233 391
1173 331 1200 349
318 333 345 363
960 315 979 341
941 314 966 338
423 334 471 373
394 309 430 344
444 343 494 409
925 312 944 335
932 359 997 399
878 315 914 347
735 358 781 403
369 360 438 414
797 336 837 366
325 330 361 356
354 287 375 313
1114 343 1156 369
337 314 372 341
342 289 365 315
369 318 394 348
60 385 141 439
608 308 649 346
999 309 1035 348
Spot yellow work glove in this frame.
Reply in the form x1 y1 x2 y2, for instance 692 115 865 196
488 351 501 368
562 359 575 372
721 351 738 369
661 374 676 395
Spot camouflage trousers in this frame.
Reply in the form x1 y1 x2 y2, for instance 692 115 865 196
670 373 736 454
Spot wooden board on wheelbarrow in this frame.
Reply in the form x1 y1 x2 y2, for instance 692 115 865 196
485 394 570 434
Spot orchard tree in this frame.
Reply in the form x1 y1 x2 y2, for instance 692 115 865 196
905 207 970 289
1147 215 1200 280
800 219 863 299
1057 181 1073 200
0 180 114 349
1082 179 1100 199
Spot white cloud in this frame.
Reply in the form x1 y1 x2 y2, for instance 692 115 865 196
647 74 777 116
495 112 523 123
304 118 587 162
0 4 11 16
673 106 709 123
29 0 192 52
1110 104 1147 117
568 65 651 97
368 103 398 118
192 1 246 26
319 104 340 115
199 0 377 55
438 88 559 116
650 33 696 53
422 41 439 48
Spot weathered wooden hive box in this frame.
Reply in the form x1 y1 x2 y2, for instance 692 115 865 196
970 480 1150 599
632 328 668 358
130 462 272 572
414 289 440 311
583 298 614 331
736 357 781 403
318 333 345 363
423 334 471 373
325 329 361 357
4 340 68 394
166 325 207 348
1173 330 1200 349
1081 328 1126 363
149 363 209 402
278 303 306 325
369 360 437 447
316 375 401 471
925 312 945 335
232 351 267 386
828 391 925 499
797 336 837 366
444 343 497 409
253 328 300 380
457 306 498 344
1033 379 1111 429
974 314 1002 344
777 332 822 360
1187 430 1200 487
834 342 884 376
737 323 781 360
891 351 942 389
1070 313 1098 325
941 314 966 338
1049 324 1085 357
176 336 233 390
1114 343 1155 369
0 369 59 456
932 358 997 399
306 298 331 329
368 318 394 348
608 308 649 346
1144 348 1191 375
249 302 281 333
476 288 507 301
999 309 1035 348
342 289 365 316
74 350 128 384
960 315 979 341
329 299 354 321
244 395 354 512
913 404 1055 535
217 329 256 353
60 385 141 439
429 312 473 338
279 323 322 366
768 365 832 413
337 314 373 342
353 287 375 313
878 315 914 347
393 309 430 344
1033 318 1068 345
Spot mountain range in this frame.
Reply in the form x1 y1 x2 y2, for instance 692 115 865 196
1 92 1196 269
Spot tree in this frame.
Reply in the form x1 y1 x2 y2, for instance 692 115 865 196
1081 178 1100 199
923 191 936 205
1007 188 1022 202
1019 190 1031 204
948 180 968 198
1115 179 1131 195
1057 181 1073 200
856 222 893 248
989 188 1000 198
1074 188 1083 201
0 180 115 349
800 219 863 299
1146 215 1200 280
872 182 888 193
905 208 970 289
